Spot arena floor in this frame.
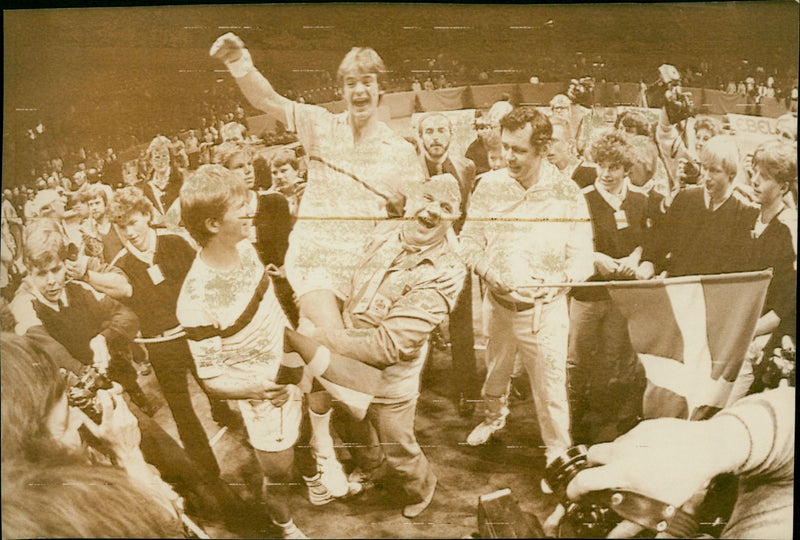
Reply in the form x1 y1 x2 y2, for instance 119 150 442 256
141 341 561 538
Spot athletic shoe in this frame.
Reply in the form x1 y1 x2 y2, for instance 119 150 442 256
466 416 507 446
275 519 307 539
317 453 349 498
303 473 334 506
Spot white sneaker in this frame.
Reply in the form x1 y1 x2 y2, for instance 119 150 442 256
303 473 334 506
275 519 307 539
317 453 349 498
466 416 507 446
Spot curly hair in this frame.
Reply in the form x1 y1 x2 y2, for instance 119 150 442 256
694 116 723 138
589 129 634 171
107 186 153 226
499 106 552 156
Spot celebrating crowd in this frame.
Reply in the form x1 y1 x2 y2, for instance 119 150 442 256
1 31 796 539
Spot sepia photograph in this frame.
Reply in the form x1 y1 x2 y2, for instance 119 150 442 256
2 2 797 538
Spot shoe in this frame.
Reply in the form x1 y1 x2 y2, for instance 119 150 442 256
457 393 476 417
303 473 334 506
317 453 349 498
466 416 506 446
275 519 307 539
402 480 436 519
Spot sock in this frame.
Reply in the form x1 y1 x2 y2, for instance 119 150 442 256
309 408 334 459
306 346 331 377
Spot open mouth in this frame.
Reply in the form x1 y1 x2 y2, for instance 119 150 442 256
417 214 437 229
352 97 370 108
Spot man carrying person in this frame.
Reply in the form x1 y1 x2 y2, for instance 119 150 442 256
416 111 479 415
459 107 594 466
284 174 467 518
210 32 424 493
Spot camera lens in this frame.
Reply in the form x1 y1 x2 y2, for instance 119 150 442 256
544 445 589 496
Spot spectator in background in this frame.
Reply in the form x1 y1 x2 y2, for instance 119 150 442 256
550 93 587 143
567 130 649 444
221 121 247 142
416 112 479 416
411 78 422 93
142 135 184 229
466 100 513 176
547 117 579 177
748 139 797 363
775 113 797 143
614 110 651 137
185 129 201 169
269 147 307 218
641 136 758 278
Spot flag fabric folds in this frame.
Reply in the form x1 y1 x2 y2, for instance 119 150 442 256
606 270 771 420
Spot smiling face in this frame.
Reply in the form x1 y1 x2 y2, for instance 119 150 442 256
502 124 542 186
119 211 151 252
30 259 67 304
420 115 452 161
403 177 460 247
150 146 171 174
694 127 713 155
342 71 380 126
270 163 300 190
595 160 627 195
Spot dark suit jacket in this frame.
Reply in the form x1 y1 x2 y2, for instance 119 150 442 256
422 153 476 235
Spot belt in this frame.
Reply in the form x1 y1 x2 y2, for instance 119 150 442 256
490 292 536 312
135 325 186 344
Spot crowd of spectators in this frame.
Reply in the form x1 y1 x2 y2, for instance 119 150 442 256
1 29 797 539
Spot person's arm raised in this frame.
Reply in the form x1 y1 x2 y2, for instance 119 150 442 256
210 32 290 124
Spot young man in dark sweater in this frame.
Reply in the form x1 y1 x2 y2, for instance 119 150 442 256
108 186 224 478
641 135 759 278
10 218 146 408
567 130 649 444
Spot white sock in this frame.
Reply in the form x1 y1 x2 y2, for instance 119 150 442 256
306 346 331 377
309 408 335 459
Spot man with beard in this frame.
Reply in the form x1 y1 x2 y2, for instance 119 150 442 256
416 112 479 415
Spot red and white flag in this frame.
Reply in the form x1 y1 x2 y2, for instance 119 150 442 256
607 270 771 420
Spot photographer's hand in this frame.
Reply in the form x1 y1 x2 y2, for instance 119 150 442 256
83 389 143 463
566 416 750 533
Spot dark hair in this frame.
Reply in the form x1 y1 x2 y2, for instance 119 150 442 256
499 106 552 156
1 333 68 461
615 110 651 137
589 130 634 171
2 458 183 538
270 148 299 171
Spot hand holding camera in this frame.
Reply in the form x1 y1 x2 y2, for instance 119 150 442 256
82 388 143 462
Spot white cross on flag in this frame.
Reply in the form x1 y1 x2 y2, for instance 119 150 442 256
607 270 771 420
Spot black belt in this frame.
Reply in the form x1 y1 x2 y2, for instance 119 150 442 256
491 292 536 312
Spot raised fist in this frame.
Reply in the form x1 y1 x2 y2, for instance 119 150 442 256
210 32 246 64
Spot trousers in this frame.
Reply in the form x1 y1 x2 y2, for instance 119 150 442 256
482 293 571 463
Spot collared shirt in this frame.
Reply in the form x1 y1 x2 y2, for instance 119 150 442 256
593 177 630 211
283 101 424 293
313 222 466 401
703 183 735 212
460 162 594 297
121 229 157 267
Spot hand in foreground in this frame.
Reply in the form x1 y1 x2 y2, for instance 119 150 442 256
210 32 246 63
82 389 142 461
89 334 111 374
65 253 89 281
